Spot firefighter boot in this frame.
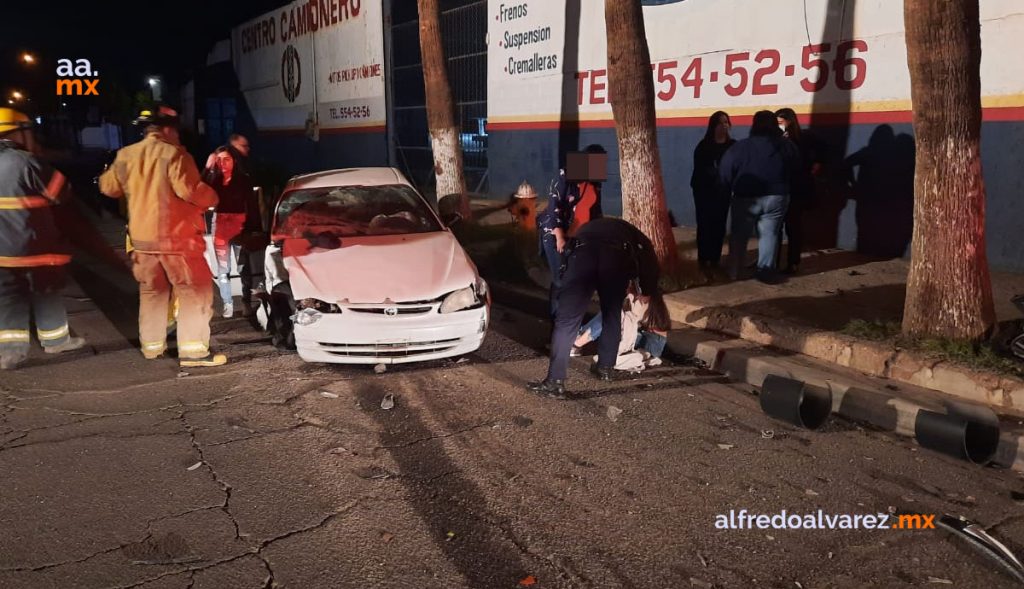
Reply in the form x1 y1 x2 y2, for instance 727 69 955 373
0 350 28 370
180 353 228 368
44 337 86 355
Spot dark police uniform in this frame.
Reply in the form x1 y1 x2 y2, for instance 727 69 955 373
538 217 660 389
537 169 602 317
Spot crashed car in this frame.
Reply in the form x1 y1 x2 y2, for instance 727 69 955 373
263 167 490 364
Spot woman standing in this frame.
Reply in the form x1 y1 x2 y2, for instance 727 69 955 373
775 108 819 274
537 146 605 317
690 111 735 277
204 147 258 318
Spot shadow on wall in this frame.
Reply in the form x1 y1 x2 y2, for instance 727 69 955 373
845 125 915 258
804 0 856 252
557 0 583 168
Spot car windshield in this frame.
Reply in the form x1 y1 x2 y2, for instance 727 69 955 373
275 184 442 238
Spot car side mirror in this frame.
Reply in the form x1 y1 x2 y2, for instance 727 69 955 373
442 212 463 227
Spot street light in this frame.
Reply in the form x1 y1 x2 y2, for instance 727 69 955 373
21 53 35 65
10 90 23 101
147 77 162 101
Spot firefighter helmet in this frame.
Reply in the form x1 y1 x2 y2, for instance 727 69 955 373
132 105 179 127
0 107 32 136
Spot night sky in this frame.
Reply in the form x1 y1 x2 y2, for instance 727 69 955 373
4 0 286 105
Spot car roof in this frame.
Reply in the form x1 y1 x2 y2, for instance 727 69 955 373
285 167 411 191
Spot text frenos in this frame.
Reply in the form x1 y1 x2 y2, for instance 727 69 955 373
498 3 528 22
495 2 558 77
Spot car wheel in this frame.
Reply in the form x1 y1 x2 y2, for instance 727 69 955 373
270 282 297 351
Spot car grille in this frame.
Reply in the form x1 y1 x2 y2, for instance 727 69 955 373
347 306 434 315
318 338 462 358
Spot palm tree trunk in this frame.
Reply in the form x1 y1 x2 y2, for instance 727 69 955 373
901 0 994 340
604 0 679 277
417 0 470 218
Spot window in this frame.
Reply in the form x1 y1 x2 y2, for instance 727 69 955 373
275 184 442 238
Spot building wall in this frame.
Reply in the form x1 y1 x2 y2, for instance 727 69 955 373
489 120 1024 271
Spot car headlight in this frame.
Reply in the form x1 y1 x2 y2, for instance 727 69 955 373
297 298 341 313
439 280 487 314
291 308 322 326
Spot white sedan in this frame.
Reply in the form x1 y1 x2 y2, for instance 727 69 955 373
264 167 489 364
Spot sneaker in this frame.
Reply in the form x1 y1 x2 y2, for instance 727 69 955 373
646 356 663 368
0 351 28 370
180 353 228 368
44 336 86 355
222 304 234 319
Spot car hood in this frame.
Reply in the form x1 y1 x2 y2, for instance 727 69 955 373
282 231 479 304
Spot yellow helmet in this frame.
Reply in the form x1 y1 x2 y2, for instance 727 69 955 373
0 107 32 136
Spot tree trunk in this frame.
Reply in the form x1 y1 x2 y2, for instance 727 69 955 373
417 0 470 219
901 0 994 340
604 1 679 277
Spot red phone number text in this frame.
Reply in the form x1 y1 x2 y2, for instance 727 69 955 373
576 40 868 105
329 105 371 120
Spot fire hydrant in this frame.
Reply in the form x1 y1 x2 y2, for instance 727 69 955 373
508 180 537 228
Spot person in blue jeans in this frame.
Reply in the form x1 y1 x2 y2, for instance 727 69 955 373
571 290 672 367
718 110 802 284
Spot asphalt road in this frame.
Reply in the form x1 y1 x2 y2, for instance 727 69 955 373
1 303 1023 589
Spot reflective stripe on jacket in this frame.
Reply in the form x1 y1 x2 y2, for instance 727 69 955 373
99 133 218 254
0 140 71 267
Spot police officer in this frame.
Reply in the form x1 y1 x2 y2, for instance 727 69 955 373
528 217 660 398
0 108 86 370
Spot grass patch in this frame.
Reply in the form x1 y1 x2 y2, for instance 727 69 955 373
842 319 902 341
910 337 1024 378
841 319 1024 378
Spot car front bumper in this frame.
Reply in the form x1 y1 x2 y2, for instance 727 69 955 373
293 303 489 364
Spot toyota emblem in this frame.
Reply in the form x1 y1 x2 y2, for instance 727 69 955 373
383 307 399 317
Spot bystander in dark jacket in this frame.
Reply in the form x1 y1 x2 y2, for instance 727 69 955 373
719 110 802 283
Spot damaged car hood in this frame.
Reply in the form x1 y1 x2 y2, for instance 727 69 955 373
282 231 479 304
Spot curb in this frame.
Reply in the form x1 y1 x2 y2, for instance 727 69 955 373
664 295 1024 417
667 328 1024 473
488 281 1024 472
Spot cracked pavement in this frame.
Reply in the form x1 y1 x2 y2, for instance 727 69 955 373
2 302 1024 589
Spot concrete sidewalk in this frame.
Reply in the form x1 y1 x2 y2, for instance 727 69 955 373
662 227 1024 417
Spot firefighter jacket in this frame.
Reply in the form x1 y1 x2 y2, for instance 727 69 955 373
99 132 218 254
0 140 71 268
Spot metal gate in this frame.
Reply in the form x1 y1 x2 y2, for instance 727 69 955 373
387 0 488 196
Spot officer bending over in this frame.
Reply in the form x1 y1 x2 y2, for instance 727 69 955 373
528 217 660 399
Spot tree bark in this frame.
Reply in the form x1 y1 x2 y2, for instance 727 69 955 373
417 0 470 219
902 0 995 340
604 0 679 276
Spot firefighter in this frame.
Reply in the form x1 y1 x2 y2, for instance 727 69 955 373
0 108 87 370
98 106 226 367
527 217 661 399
